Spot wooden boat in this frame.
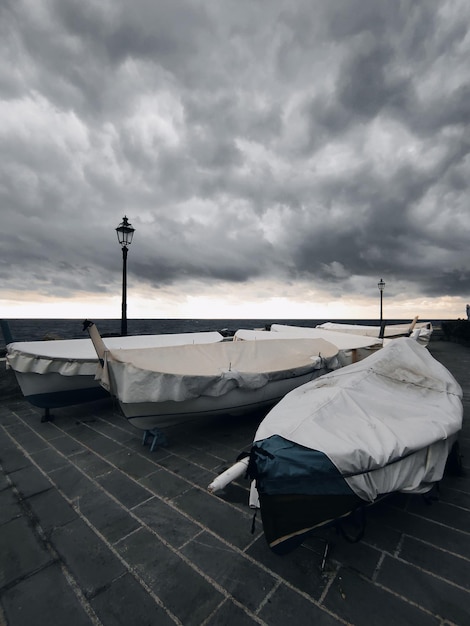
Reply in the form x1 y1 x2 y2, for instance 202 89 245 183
85 320 340 430
317 318 433 345
237 325 382 365
5 330 225 415
214 338 463 554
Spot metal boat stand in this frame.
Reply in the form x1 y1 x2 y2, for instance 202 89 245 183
308 507 368 571
142 428 168 452
41 408 54 423
307 536 331 572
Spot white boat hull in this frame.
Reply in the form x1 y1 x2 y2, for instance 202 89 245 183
6 331 225 410
12 370 107 409
119 368 327 430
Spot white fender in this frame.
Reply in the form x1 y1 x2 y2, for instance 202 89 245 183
207 457 249 493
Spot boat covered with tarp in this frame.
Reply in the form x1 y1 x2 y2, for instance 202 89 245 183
85 321 340 430
243 338 462 554
6 331 225 411
317 319 433 345
237 324 382 365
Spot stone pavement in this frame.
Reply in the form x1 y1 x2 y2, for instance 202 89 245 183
0 340 469 626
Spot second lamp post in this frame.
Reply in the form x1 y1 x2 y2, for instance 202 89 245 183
116 216 135 336
378 278 385 338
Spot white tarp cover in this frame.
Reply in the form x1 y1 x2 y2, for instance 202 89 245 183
235 327 381 367
254 338 463 500
317 320 433 347
317 321 430 338
264 325 382 349
99 337 339 404
6 332 224 377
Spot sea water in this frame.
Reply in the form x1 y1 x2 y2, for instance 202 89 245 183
0 317 439 354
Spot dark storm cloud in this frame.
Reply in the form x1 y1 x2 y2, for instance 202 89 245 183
1 0 469 310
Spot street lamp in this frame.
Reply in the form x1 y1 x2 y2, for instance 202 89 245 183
116 216 135 336
378 278 385 338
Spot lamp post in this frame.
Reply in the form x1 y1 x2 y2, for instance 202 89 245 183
378 278 385 338
116 216 135 336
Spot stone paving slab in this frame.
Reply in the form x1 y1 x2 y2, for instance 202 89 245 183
1 339 469 625
131 495 204 548
180 531 278 612
0 517 53 588
366 499 470 559
0 488 22 525
257 582 344 626
8 464 53 499
376 556 470 625
50 517 127 599
26 487 78 534
69 488 141 545
1 562 95 626
95 468 151 509
398 535 470 590
323 566 441 626
116 526 225 624
89 572 177 626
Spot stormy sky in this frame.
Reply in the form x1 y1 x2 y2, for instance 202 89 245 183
1 0 469 320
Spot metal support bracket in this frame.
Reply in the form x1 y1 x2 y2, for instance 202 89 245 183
308 536 331 572
142 428 168 451
41 408 54 423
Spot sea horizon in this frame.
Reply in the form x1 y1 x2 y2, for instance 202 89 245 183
0 316 447 352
